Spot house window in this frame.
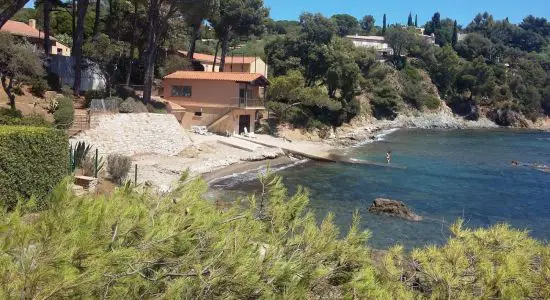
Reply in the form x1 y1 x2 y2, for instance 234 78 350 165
171 85 192 97
194 111 202 117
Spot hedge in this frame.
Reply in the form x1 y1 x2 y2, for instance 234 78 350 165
0 126 69 209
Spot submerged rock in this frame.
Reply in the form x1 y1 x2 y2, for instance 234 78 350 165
368 198 423 222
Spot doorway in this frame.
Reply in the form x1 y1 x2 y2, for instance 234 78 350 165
238 114 251 134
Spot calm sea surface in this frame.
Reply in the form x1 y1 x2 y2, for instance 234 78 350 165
208 129 550 249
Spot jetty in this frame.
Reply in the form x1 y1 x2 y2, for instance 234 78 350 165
234 135 405 169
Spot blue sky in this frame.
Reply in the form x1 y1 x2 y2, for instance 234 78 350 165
26 0 549 26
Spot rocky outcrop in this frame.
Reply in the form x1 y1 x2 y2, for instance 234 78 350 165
486 109 530 128
368 198 423 221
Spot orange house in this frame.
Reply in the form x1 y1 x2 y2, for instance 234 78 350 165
1 19 71 56
178 51 268 78
163 71 269 135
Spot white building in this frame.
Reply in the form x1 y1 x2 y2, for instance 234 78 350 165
346 35 394 59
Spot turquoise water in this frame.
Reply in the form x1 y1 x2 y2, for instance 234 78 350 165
210 129 550 249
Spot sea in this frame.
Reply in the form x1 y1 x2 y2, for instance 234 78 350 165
207 129 550 249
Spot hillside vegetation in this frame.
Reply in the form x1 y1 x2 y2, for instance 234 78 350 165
264 12 550 129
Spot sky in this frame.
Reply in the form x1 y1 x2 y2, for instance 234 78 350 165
25 0 550 27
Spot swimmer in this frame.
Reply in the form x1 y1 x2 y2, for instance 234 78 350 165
386 151 392 164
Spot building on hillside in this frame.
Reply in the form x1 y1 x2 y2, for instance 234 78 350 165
346 35 394 60
178 51 268 77
0 19 71 56
162 71 269 135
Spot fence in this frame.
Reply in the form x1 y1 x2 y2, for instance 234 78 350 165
89 98 122 113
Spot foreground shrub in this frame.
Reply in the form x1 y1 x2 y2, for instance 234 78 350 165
119 97 148 113
29 77 48 97
0 172 548 299
107 154 132 183
53 96 74 128
0 126 68 209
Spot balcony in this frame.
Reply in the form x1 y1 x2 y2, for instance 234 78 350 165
230 97 265 109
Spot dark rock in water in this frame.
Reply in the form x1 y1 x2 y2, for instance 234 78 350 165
368 198 423 222
486 109 529 127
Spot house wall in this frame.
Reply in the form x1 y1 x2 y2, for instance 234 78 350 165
163 78 261 134
51 41 71 56
197 59 267 77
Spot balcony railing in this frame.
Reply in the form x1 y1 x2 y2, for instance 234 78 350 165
230 97 265 108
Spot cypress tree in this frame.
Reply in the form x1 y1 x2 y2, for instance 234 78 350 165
382 14 387 34
415 14 418 27
452 20 458 47
407 13 413 26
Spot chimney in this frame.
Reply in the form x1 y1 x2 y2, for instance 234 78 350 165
28 19 36 30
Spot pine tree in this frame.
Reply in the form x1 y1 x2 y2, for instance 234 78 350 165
407 13 413 26
382 13 387 34
452 20 458 47
415 14 418 27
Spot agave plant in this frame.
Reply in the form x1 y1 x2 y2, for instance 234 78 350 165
70 141 91 171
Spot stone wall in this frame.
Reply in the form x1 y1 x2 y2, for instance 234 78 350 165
71 113 191 156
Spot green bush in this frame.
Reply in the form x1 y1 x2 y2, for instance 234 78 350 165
53 96 74 129
29 77 48 97
0 107 23 118
0 172 548 298
84 89 107 108
0 126 68 209
107 154 132 184
60 85 74 97
119 97 148 113
0 108 51 127
423 94 441 110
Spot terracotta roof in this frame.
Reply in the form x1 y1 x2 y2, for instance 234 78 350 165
0 20 57 41
164 71 268 84
178 50 258 64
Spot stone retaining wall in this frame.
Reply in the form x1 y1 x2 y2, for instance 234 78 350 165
71 113 190 156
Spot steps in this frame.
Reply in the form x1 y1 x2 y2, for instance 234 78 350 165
68 109 90 137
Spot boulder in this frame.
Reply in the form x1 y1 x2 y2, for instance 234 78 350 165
486 109 530 128
368 198 423 222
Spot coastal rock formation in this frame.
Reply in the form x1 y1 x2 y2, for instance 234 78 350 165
487 109 530 128
368 198 423 221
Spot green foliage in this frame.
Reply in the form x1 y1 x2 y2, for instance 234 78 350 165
28 77 48 97
107 154 132 184
330 14 359 37
71 141 91 172
360 15 376 34
84 89 108 108
267 70 341 127
370 80 401 119
119 97 148 113
0 126 68 209
160 54 193 77
382 219 550 299
2 170 547 298
53 96 75 129
0 33 45 110
0 108 51 127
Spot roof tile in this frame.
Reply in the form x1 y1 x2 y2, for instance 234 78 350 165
164 71 267 83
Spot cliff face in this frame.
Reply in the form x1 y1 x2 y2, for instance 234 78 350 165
358 66 546 129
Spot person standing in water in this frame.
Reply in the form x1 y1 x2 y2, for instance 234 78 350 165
386 151 392 164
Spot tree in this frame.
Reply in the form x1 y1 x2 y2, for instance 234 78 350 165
415 14 418 27
72 0 89 94
0 34 44 110
452 20 458 47
184 0 219 59
330 13 359 37
0 0 31 28
142 0 185 103
360 15 375 34
92 0 101 39
382 13 387 34
407 12 413 27
385 26 416 58
209 0 268 72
